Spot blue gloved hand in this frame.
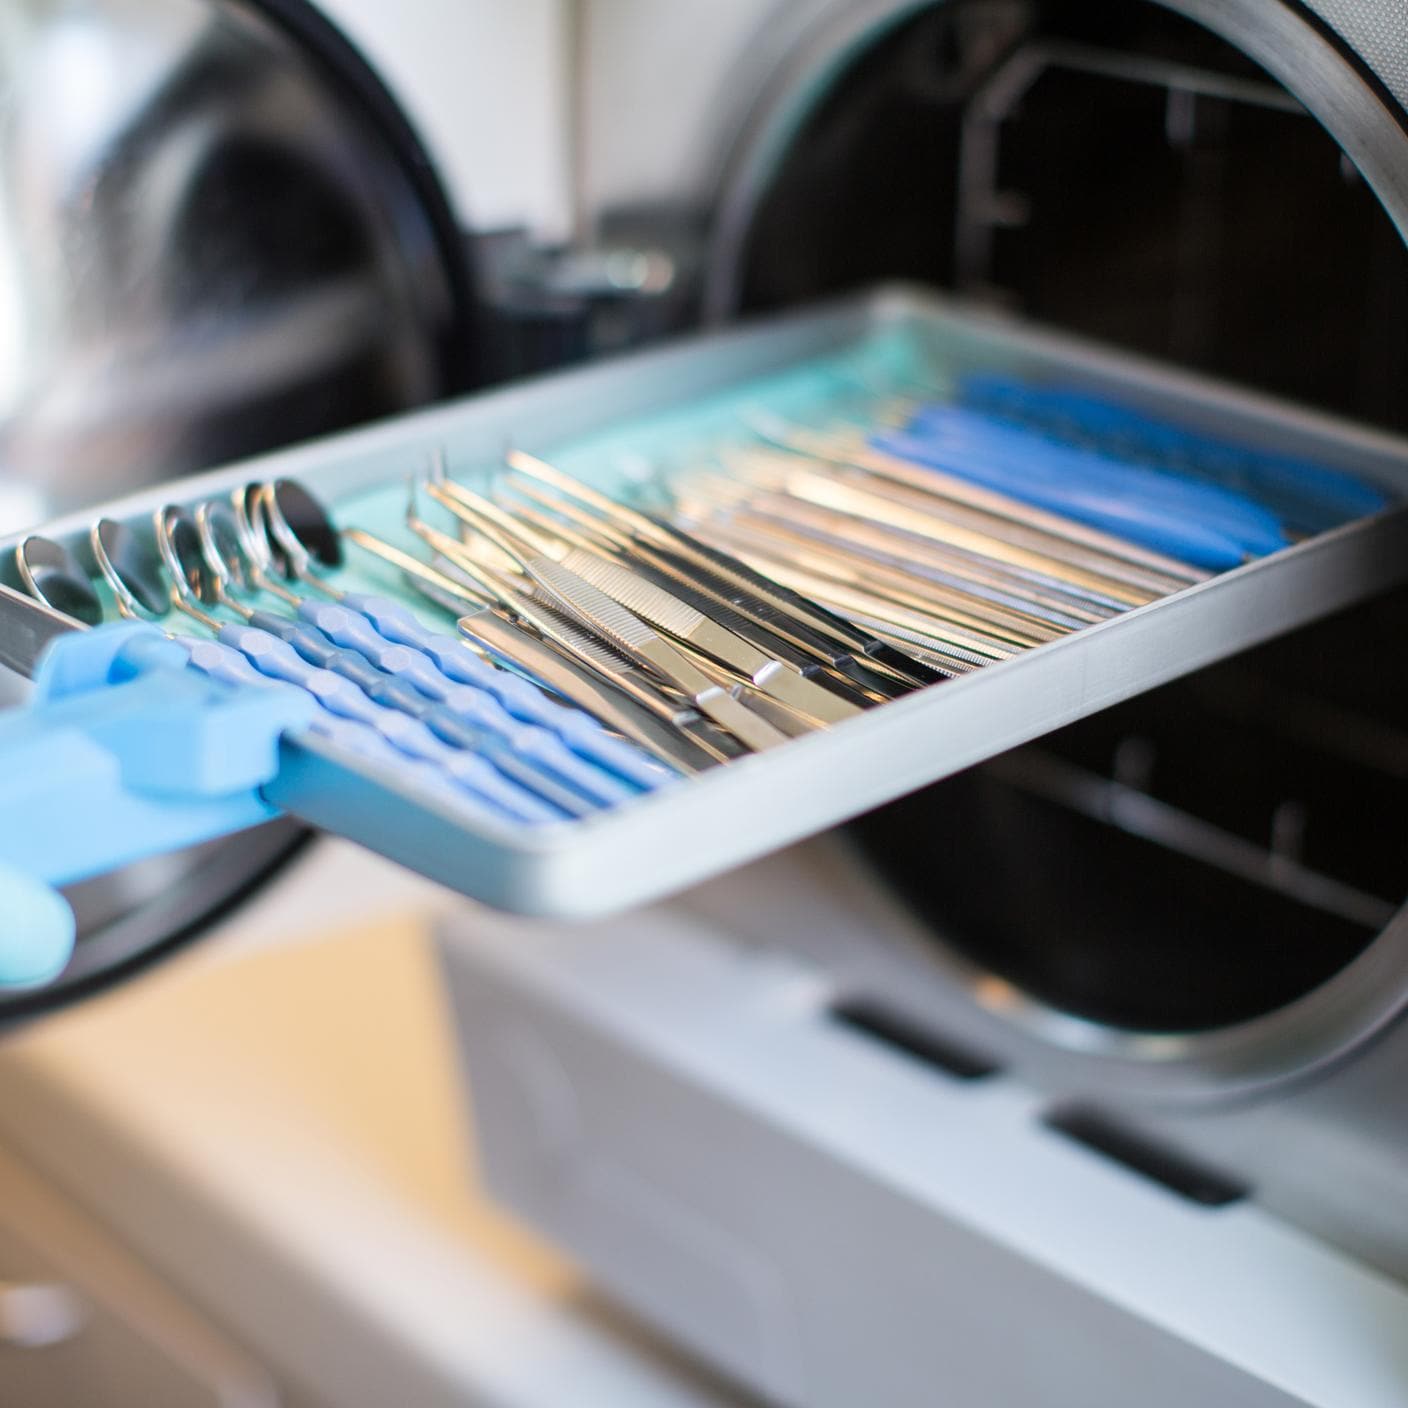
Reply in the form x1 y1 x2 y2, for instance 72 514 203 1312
0 862 76 988
0 622 311 992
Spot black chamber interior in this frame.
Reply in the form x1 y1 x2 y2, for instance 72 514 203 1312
732 0 1408 1032
851 590 1408 1032
736 0 1408 434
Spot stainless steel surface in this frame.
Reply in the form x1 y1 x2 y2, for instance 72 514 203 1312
507 475 887 704
551 546 859 727
0 583 83 677
506 449 937 692
459 608 722 773
428 476 794 753
1302 0 1408 110
530 556 791 753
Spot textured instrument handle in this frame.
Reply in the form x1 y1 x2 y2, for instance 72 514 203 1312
216 624 563 824
290 601 611 812
179 638 471 808
341 590 671 789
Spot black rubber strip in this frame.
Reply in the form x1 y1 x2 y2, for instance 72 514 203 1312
1045 1104 1249 1208
831 996 1003 1080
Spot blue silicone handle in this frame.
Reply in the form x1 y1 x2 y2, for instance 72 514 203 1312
245 607 593 817
0 861 75 987
297 599 641 809
957 372 1389 531
216 624 565 825
179 638 487 820
873 407 1289 569
340 590 674 789
896 405 1291 549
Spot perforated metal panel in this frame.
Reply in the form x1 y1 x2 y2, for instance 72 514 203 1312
1300 0 1408 111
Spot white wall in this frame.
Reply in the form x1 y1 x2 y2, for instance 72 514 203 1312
579 0 778 214
315 0 574 237
314 0 781 241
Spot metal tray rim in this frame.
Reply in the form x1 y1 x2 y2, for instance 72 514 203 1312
7 286 1408 918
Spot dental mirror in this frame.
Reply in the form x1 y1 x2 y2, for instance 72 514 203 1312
264 479 343 573
155 506 218 606
196 500 253 598
16 536 104 626
91 519 169 619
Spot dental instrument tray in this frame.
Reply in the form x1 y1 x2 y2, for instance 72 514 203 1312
5 285 1407 918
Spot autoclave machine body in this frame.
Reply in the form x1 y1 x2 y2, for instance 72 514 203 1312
440 3 1408 1406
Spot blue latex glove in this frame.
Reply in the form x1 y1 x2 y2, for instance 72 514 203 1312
0 862 76 988
0 622 311 988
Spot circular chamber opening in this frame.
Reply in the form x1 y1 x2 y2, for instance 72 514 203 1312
712 0 1408 1038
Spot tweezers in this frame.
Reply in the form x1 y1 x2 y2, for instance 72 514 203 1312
426 480 790 752
496 496 864 727
504 451 942 693
505 479 887 706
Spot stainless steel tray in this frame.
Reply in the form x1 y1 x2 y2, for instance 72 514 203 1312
6 285 1408 917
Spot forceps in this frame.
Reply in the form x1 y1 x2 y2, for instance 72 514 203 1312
372 508 739 768
420 477 791 752
491 488 865 727
505 478 885 707
503 450 940 694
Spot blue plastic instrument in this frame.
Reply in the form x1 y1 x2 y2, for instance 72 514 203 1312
335 590 672 790
210 619 567 824
872 403 1291 570
294 598 643 807
956 372 1389 534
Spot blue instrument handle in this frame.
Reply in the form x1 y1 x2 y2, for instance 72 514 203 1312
247 607 586 814
874 414 1285 570
299 599 639 808
216 624 563 824
179 638 482 819
340 590 672 789
958 372 1389 524
0 623 310 987
284 601 603 814
897 405 1288 549
0 862 75 987
247 608 430 718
